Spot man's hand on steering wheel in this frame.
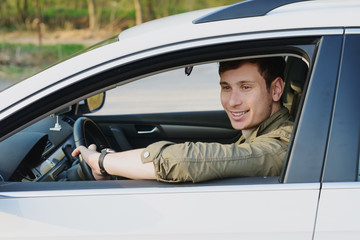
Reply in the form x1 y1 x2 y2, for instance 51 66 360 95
73 117 114 180
72 144 111 180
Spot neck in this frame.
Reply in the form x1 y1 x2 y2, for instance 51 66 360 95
242 103 282 140
270 103 282 117
241 128 255 139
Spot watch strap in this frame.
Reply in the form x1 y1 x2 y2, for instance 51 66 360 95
98 148 114 176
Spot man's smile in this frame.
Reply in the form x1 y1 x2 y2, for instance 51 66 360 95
230 110 249 119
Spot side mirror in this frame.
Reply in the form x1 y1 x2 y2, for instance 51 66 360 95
86 92 105 112
78 92 106 114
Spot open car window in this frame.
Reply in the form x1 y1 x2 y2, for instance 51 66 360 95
0 51 311 185
95 63 223 115
93 55 309 117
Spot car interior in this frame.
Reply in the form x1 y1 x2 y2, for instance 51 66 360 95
0 53 309 186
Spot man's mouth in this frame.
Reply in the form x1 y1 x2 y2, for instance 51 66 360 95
231 110 248 116
230 110 249 119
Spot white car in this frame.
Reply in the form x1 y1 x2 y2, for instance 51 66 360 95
1 0 360 239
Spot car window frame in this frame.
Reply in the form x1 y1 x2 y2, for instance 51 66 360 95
321 31 360 182
282 35 344 183
0 33 336 190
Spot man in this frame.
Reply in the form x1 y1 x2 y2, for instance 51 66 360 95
72 57 294 182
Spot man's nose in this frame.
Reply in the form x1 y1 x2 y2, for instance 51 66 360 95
229 90 242 107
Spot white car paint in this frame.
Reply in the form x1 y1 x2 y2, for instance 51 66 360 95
314 182 360 240
0 183 319 239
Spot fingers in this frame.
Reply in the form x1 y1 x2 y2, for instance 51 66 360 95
70 144 105 180
71 144 101 170
71 144 97 157
71 146 83 157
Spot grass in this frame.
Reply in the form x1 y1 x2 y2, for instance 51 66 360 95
0 42 86 82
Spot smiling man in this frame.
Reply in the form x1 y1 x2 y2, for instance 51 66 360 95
219 58 286 138
72 57 294 183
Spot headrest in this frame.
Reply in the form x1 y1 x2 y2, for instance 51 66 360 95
285 57 308 94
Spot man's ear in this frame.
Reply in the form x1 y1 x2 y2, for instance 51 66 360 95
271 77 284 102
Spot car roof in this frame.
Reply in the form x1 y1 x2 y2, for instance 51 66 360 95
118 0 360 44
1 0 360 117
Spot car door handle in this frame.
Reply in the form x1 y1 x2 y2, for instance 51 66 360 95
137 126 160 135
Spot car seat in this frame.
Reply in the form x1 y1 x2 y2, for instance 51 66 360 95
282 56 308 120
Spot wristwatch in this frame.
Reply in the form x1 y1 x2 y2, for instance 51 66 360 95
98 148 115 176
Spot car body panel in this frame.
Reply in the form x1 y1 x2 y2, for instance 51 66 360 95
0 182 319 239
314 182 360 240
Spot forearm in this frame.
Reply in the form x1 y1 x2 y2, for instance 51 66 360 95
72 145 156 180
103 149 156 180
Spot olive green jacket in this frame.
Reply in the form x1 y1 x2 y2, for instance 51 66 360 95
141 107 294 183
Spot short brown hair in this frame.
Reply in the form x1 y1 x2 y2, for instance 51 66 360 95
219 57 285 90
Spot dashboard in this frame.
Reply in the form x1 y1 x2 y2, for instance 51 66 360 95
0 115 78 182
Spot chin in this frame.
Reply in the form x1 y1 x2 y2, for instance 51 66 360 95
231 123 246 131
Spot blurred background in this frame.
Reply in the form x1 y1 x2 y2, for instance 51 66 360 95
0 0 239 85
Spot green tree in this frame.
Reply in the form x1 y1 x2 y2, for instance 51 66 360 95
16 0 28 24
87 0 96 33
134 0 143 25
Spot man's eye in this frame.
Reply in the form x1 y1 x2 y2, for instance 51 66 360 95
222 86 231 90
242 85 251 90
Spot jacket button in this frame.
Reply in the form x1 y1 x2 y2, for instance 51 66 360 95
143 151 150 158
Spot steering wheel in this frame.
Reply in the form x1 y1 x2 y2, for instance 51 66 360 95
73 117 112 180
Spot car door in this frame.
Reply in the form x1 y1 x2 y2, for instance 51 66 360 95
313 31 360 239
0 32 340 239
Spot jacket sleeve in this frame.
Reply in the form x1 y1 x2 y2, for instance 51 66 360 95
141 131 290 183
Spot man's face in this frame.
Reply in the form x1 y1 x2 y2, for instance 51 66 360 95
220 63 277 133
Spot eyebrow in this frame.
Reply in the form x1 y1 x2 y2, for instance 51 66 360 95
219 80 254 85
